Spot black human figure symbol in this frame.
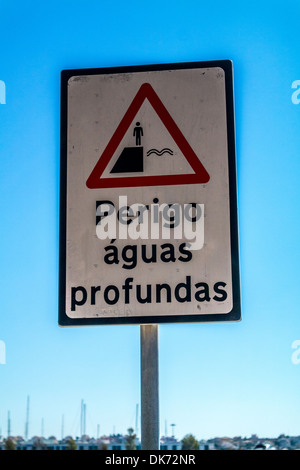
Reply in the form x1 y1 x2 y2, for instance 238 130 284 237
133 122 143 146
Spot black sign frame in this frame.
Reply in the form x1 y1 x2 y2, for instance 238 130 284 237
59 60 241 326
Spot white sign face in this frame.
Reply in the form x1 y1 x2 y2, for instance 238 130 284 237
59 61 241 325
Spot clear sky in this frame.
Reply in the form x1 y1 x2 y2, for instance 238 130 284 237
1 0 300 441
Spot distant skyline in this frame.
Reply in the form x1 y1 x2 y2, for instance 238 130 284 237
3 393 300 441
1 0 300 442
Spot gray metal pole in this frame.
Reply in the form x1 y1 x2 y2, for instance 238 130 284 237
140 324 159 450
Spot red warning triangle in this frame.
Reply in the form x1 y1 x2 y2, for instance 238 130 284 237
86 83 210 189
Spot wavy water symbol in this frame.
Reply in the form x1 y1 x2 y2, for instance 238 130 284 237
146 148 174 157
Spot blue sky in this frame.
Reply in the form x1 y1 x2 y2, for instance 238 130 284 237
0 0 300 440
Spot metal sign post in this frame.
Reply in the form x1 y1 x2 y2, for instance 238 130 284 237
140 324 159 450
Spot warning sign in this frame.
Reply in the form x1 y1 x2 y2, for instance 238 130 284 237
59 60 241 326
86 83 210 189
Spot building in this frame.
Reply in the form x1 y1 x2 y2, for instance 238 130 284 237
160 436 181 450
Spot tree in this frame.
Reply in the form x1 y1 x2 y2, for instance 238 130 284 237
98 441 108 450
5 438 16 450
65 437 77 450
125 428 137 450
181 434 199 450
